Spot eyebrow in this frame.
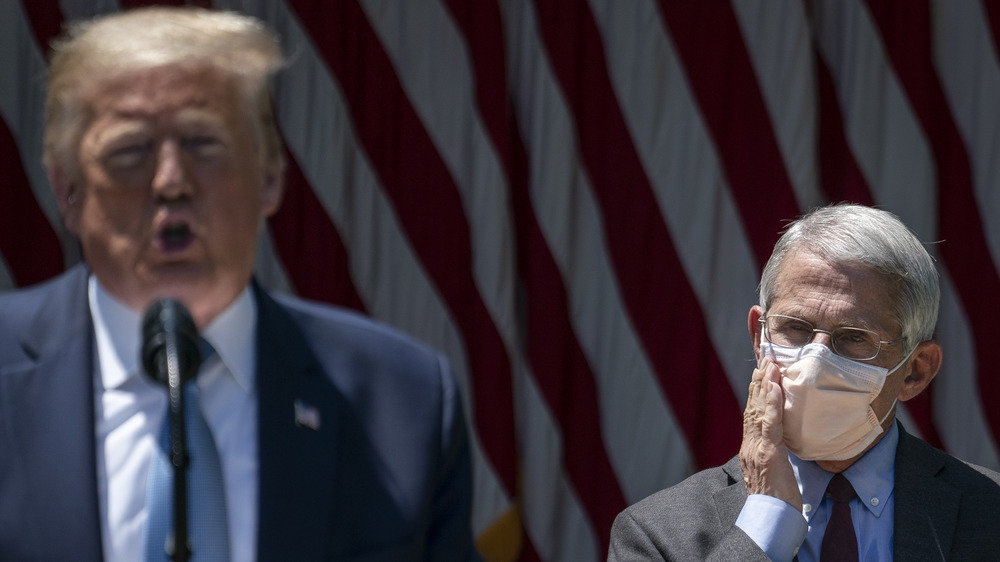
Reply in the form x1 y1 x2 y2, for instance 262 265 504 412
768 310 881 331
172 107 228 128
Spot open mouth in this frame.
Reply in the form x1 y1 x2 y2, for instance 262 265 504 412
158 222 194 253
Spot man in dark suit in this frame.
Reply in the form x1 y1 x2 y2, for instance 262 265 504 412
0 7 479 561
609 204 1000 561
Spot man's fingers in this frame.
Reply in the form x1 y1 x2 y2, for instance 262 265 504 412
760 380 784 442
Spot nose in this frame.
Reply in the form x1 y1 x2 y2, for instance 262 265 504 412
811 329 835 349
151 140 192 199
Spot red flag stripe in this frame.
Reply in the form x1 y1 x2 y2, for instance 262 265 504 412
533 0 742 470
443 0 626 551
867 0 1000 445
19 0 63 53
0 117 64 286
0 2 65 286
813 47 874 206
981 0 1000 63
267 150 367 312
655 0 801 267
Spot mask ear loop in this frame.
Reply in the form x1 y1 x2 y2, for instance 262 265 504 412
878 399 897 426
876 345 916 426
885 345 917 377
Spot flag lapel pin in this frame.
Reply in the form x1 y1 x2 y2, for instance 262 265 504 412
293 399 322 430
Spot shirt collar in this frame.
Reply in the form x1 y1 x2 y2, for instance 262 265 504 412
89 276 142 391
89 275 257 394
200 286 257 394
790 421 899 520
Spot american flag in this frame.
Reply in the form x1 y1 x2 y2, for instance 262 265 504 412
3 1 1000 560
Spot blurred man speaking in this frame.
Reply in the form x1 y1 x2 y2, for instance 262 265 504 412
0 7 480 561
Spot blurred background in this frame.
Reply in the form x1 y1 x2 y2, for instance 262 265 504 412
3 1 1000 560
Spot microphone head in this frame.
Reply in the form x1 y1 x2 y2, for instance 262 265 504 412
141 298 202 385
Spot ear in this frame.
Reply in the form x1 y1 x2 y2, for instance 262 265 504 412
748 305 765 361
48 161 83 236
898 340 942 402
260 159 285 218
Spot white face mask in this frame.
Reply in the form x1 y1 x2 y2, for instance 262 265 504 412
759 342 910 461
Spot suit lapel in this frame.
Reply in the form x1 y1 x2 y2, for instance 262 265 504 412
893 425 959 560
0 266 104 559
253 285 342 560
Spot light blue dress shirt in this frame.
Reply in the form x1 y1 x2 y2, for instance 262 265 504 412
736 422 899 561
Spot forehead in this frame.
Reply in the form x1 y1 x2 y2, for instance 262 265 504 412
85 64 244 126
770 249 898 330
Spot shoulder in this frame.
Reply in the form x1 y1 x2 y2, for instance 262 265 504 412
893 425 1000 557
611 457 753 560
270 292 445 369
0 267 89 359
619 457 743 524
897 426 1000 490
0 267 84 324
261 288 456 402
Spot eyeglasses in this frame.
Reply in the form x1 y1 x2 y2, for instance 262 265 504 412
759 314 905 361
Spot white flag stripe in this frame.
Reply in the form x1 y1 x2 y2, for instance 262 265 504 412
936 270 999 467
360 0 591 536
590 0 763 400
220 0 512 533
932 1 1000 271
363 0 519 321
518 369 601 561
508 0 695 506
926 1 1000 468
0 258 14 291
813 0 938 234
731 0 824 211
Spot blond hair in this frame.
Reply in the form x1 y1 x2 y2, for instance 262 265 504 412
44 6 285 175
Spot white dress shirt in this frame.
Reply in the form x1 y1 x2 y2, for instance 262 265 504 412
90 277 259 562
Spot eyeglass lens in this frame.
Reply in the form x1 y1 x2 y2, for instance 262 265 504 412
763 315 883 360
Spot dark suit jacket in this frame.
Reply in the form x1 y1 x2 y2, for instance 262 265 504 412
0 265 480 561
609 423 1000 561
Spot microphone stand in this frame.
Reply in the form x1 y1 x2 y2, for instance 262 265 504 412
164 327 192 562
143 298 202 561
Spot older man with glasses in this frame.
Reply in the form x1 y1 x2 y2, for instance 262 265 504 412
610 203 1000 561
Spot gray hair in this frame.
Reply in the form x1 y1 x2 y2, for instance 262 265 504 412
43 6 286 176
758 204 939 352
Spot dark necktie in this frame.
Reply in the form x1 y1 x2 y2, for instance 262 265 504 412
821 472 859 562
144 343 230 561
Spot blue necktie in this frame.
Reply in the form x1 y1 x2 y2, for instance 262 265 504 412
144 344 230 561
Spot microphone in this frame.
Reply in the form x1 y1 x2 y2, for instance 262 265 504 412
142 298 202 387
141 297 201 561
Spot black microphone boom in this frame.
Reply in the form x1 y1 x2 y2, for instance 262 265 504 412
141 297 202 562
142 298 202 386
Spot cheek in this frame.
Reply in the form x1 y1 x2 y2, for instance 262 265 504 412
79 192 144 239
873 369 906 410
